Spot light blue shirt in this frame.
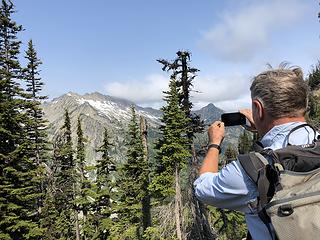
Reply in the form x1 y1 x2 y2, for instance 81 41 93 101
194 122 318 240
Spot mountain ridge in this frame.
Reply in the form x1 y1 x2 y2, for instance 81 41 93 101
42 91 236 165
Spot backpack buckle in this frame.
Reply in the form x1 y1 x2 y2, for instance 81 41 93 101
278 204 294 217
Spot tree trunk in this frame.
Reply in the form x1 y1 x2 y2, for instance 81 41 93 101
75 210 80 240
187 144 216 240
175 164 185 240
140 116 152 230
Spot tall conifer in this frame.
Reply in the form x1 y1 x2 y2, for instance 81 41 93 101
51 110 76 239
157 51 213 239
23 39 49 222
238 130 253 154
75 117 96 239
114 107 149 239
0 1 43 239
150 79 190 240
94 128 115 239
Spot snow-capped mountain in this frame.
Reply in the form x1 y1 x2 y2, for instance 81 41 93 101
43 92 162 165
42 91 238 165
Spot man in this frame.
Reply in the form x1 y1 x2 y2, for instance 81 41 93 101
194 65 318 240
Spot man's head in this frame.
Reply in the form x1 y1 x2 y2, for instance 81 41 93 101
250 64 308 135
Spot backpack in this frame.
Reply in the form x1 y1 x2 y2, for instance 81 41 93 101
238 124 320 240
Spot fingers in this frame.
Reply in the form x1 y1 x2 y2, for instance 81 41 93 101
239 109 253 122
239 109 257 132
208 121 225 145
210 120 224 128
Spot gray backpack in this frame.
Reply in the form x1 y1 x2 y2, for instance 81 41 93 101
238 124 320 240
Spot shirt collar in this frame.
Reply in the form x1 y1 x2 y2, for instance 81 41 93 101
260 121 306 148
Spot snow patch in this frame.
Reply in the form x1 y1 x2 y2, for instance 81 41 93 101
76 98 160 123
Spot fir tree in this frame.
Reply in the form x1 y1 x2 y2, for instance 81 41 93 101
23 39 49 222
157 51 203 141
0 1 43 239
238 130 253 154
74 117 96 239
224 144 238 163
113 106 149 239
157 51 213 240
149 79 190 240
307 62 320 129
93 128 116 239
307 61 320 91
50 109 77 239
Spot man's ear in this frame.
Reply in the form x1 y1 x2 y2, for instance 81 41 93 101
252 99 264 119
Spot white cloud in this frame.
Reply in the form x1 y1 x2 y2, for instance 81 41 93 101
192 73 250 103
198 0 309 62
104 72 252 111
215 95 252 112
191 73 252 110
104 74 169 105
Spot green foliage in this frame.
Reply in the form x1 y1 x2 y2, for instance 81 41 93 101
44 110 77 239
150 79 190 199
238 130 253 154
114 106 150 239
208 207 246 240
0 1 45 238
157 50 203 142
224 144 238 163
307 62 320 129
92 127 116 239
74 117 96 239
308 61 320 91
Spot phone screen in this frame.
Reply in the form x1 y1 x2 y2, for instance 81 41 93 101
221 112 246 126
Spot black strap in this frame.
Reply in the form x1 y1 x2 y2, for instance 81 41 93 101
246 231 252 240
252 141 264 151
258 209 275 239
238 153 270 208
257 168 270 207
287 123 317 145
238 153 266 184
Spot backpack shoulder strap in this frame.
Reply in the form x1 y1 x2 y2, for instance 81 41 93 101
238 152 270 208
239 153 276 239
238 152 267 183
287 123 317 145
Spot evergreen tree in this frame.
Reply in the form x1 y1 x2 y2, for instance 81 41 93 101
307 62 320 129
149 79 190 240
0 1 43 238
238 130 253 154
50 109 77 239
23 39 49 222
93 128 116 239
74 117 96 239
157 51 203 141
307 61 320 91
113 106 149 239
157 51 212 240
224 144 238 163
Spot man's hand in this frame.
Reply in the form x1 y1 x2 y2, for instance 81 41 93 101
208 121 225 145
239 109 257 132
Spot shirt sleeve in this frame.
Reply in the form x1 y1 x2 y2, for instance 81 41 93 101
194 160 258 213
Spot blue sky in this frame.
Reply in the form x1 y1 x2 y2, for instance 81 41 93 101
14 0 320 110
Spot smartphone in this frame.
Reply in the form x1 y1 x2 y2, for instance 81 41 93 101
221 112 246 126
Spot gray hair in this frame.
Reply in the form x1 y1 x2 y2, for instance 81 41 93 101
250 64 308 119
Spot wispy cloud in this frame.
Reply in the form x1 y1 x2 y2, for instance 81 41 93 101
192 73 250 103
104 72 252 110
198 0 309 62
104 74 169 105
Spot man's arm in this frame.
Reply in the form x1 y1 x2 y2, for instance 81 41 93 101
195 117 259 212
199 121 224 175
